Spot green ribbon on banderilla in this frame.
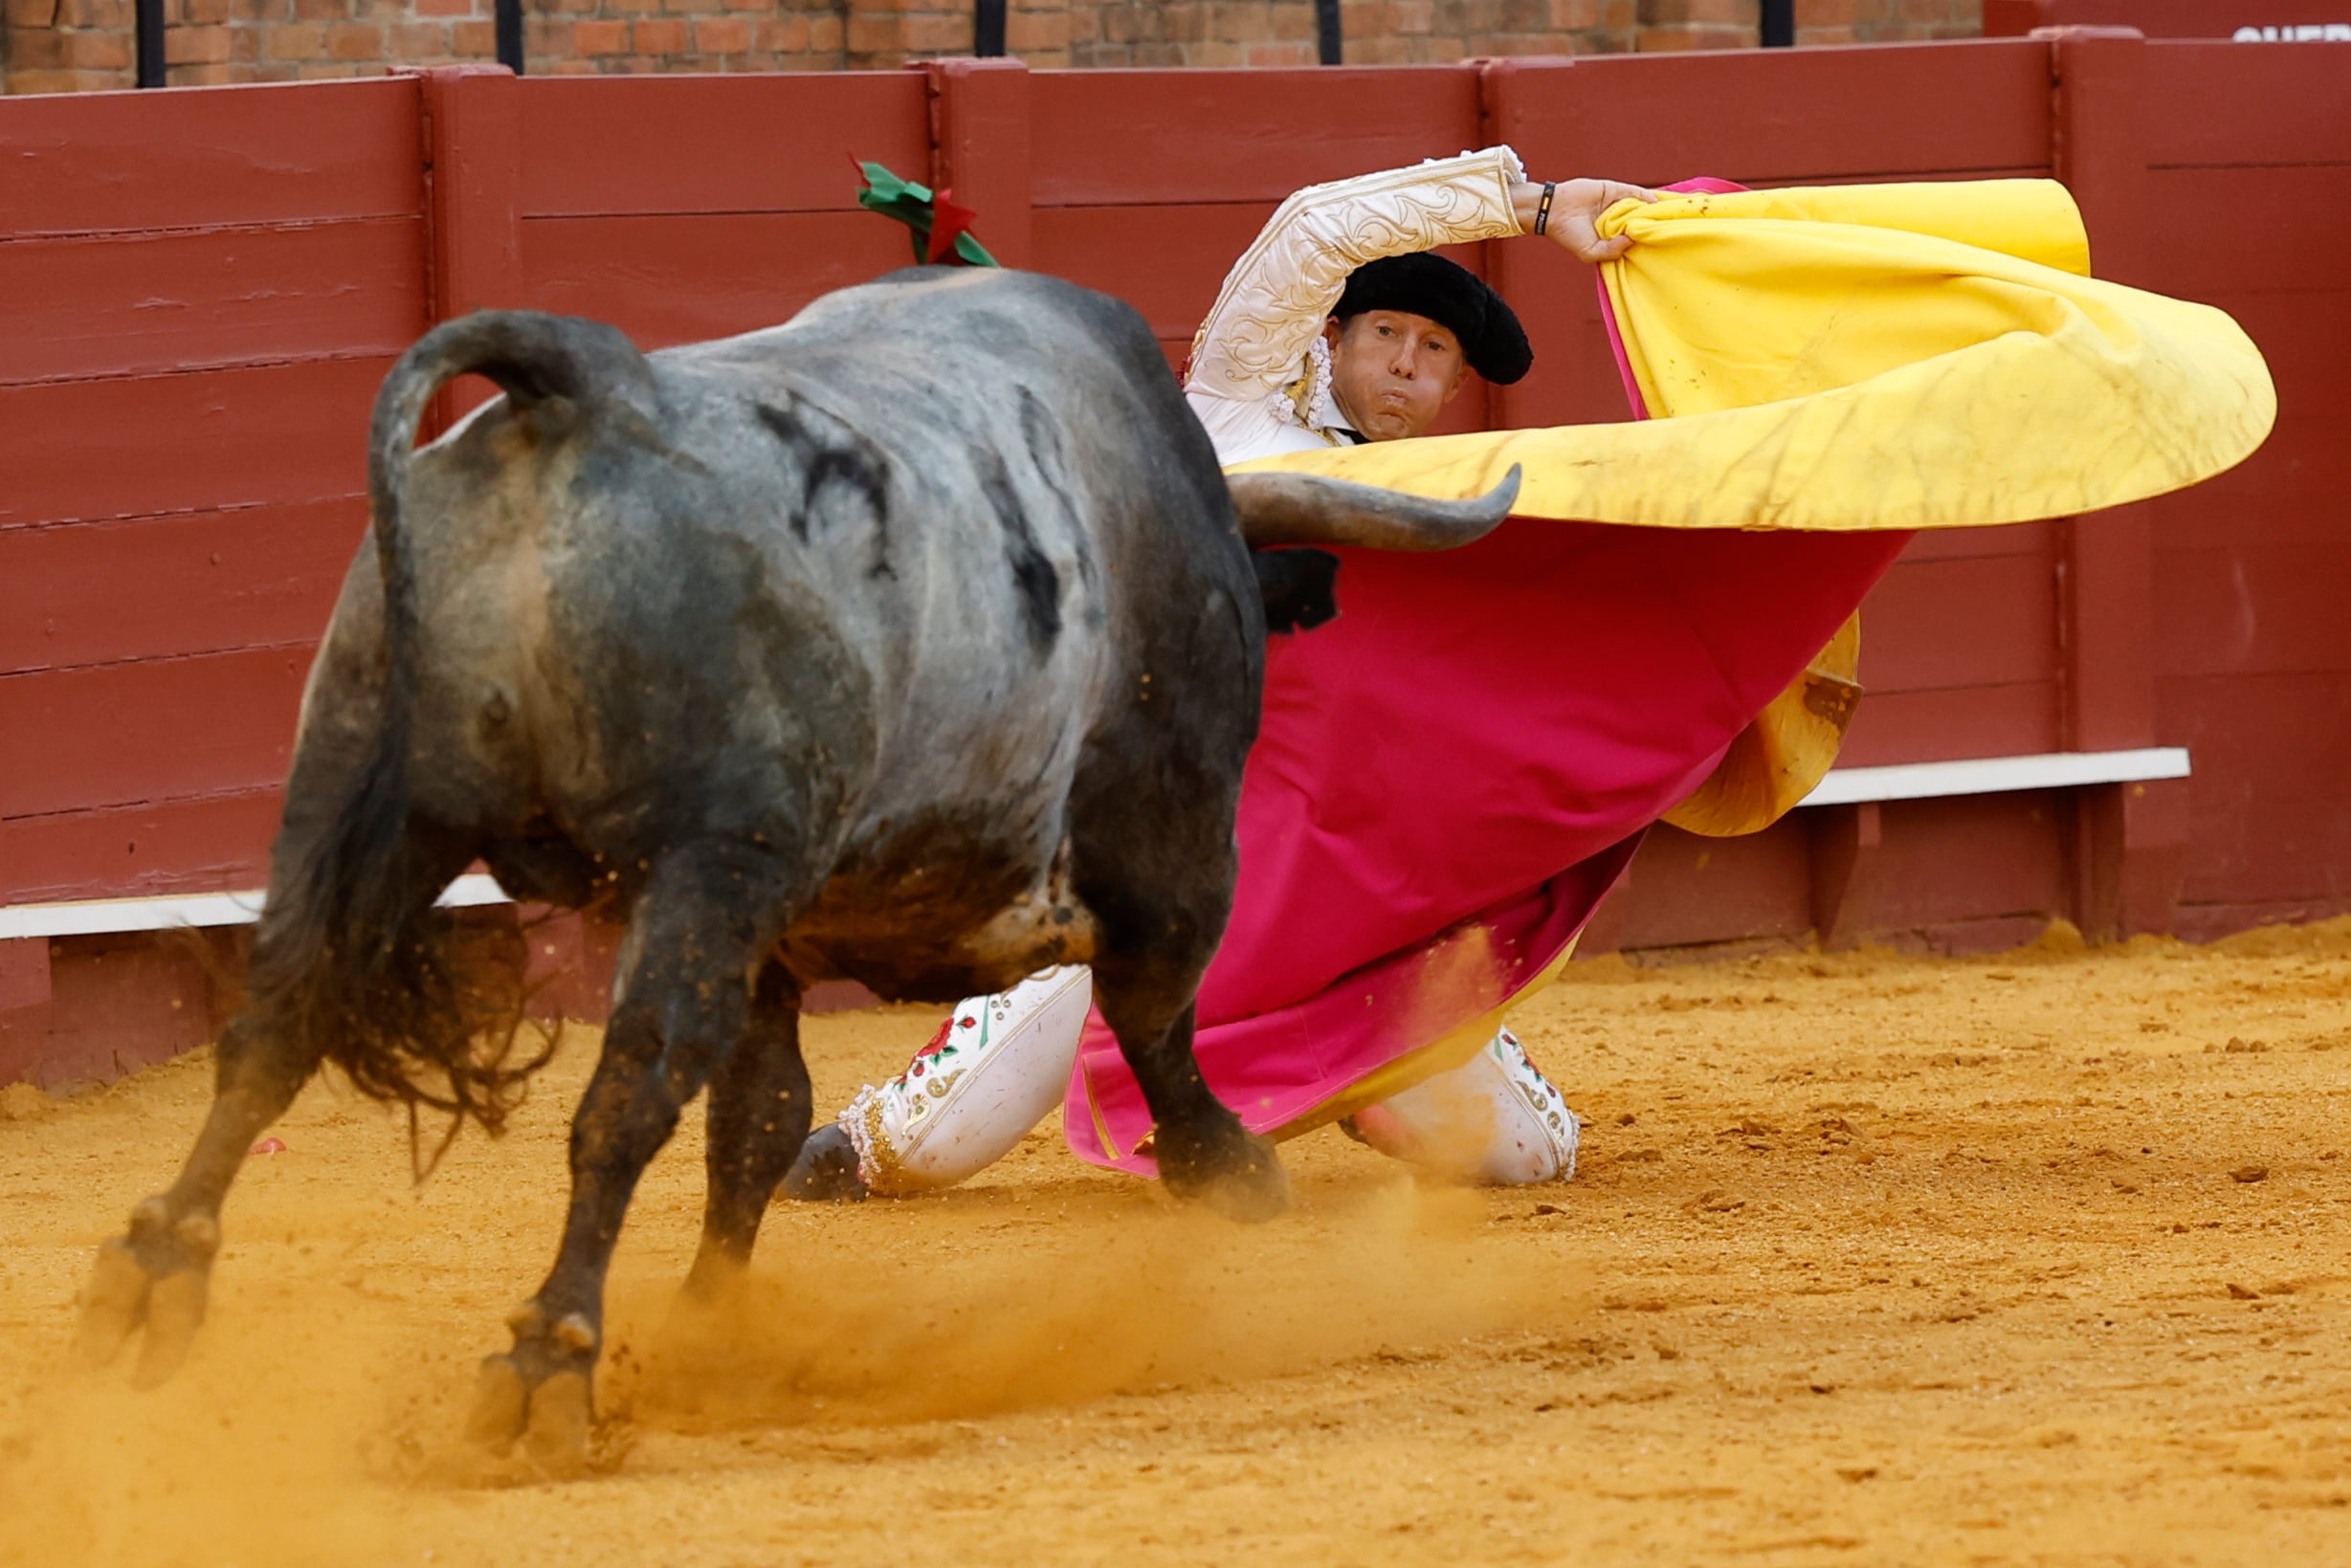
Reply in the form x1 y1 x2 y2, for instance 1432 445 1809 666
852 160 1001 268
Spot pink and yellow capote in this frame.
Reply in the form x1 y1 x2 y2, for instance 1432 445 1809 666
1064 176 2275 1174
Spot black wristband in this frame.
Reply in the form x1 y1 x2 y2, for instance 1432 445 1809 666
1533 181 1558 236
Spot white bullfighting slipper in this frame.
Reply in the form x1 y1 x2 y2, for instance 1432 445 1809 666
1344 1027 1579 1185
784 966 1094 1202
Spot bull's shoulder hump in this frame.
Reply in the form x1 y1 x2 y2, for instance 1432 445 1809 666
645 271 1163 406
780 267 1028 335
766 269 1140 346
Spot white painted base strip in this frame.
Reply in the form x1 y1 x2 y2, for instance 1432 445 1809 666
0 872 512 943
1798 747 2191 808
0 749 2193 943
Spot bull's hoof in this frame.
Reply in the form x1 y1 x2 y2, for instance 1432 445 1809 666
72 1237 153 1369
466 1304 602 1477
521 1372 594 1477
1159 1129 1291 1224
131 1270 211 1390
74 1216 218 1386
775 1122 867 1204
465 1355 531 1455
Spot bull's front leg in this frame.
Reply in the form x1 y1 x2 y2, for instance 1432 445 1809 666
1074 805 1289 1223
1095 991 1289 1224
75 1013 324 1387
466 841 803 1474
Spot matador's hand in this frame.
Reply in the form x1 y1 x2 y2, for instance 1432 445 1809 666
1512 178 1658 263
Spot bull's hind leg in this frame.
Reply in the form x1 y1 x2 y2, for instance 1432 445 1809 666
467 840 805 1473
73 1010 326 1387
76 823 478 1388
682 961 810 1300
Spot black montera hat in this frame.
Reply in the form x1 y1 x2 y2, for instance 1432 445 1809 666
1332 253 1533 386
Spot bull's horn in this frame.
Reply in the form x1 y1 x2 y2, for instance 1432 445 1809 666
1227 466 1521 552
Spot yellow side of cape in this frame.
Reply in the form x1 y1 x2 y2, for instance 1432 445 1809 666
1230 180 2274 835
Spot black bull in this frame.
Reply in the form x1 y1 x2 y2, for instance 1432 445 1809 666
73 268 1518 1469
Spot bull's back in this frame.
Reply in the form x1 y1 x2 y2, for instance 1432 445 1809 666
647 271 1256 816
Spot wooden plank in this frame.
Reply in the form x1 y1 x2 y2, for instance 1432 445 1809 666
417 67 524 431
2060 504 2159 751
420 66 525 320
2161 669 2351 798
2162 671 2351 905
2153 541 2351 681
2041 31 2160 755
1855 792 2071 928
2150 484 2346 551
0 647 313 820
929 58 1033 271
0 357 385 529
0 790 280 907
0 77 423 238
1509 42 2051 189
0 220 425 388
0 499 363 676
2140 418 2340 527
1837 682 2064 767
1854 552 2059 693
1031 203 1273 340
1031 67 1484 208
519 212 915 351
2160 668 2351 795
2176 894 2351 942
2145 42 2351 166
514 74 931 219
20 934 223 1090
0 938 49 1011
2144 166 2351 298
2052 27 2151 283
1611 819 1812 951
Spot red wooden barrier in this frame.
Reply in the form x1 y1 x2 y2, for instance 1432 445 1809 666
3 38 2347 1087
1 79 425 918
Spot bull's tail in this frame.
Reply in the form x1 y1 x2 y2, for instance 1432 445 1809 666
246 313 651 1168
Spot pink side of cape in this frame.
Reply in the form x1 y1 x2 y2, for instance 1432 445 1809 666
1062 179 1908 1175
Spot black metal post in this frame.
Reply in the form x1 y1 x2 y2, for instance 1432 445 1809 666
974 0 1007 55
496 0 525 73
134 0 166 86
1315 0 1342 63
1759 0 1794 47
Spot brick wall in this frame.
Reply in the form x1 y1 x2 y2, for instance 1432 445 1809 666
6 0 1980 91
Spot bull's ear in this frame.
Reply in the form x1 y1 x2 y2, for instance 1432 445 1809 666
1253 548 1341 634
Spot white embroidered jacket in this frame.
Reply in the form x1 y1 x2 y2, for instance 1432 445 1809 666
1182 146 1526 467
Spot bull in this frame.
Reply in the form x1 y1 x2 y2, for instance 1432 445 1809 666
72 269 1517 1470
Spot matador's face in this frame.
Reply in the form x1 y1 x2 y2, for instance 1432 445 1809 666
1322 309 1472 443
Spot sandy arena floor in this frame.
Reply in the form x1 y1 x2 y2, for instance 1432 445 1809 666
1 921 2347 1567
